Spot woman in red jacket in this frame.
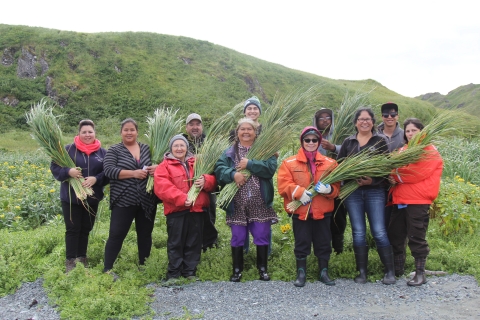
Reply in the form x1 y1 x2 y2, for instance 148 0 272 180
277 126 340 287
388 118 443 286
154 135 217 281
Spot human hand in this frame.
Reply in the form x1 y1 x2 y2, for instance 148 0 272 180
68 168 83 179
321 139 335 152
185 199 193 207
299 190 312 205
356 176 372 186
234 172 247 188
145 164 158 176
133 169 148 179
194 175 205 188
236 158 249 171
388 176 397 185
82 176 97 188
314 181 332 194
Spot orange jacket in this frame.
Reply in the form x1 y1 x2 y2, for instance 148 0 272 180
390 144 443 205
277 148 340 220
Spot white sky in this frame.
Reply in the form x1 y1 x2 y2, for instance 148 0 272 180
2 0 479 97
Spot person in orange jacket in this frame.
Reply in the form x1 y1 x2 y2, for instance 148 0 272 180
277 126 340 287
154 134 217 281
388 118 443 286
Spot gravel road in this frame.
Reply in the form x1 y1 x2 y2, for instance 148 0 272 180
1 274 479 319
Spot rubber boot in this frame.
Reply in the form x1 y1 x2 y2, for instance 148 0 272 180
230 246 244 282
377 245 396 285
256 245 270 281
76 256 88 268
353 246 368 284
293 257 307 287
394 254 406 277
65 258 76 273
318 259 335 286
332 234 344 254
408 257 427 286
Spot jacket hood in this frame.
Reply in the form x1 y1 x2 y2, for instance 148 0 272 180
313 108 335 137
300 126 322 145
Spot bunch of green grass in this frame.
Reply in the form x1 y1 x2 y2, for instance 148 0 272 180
144 107 183 192
217 85 321 207
25 98 93 201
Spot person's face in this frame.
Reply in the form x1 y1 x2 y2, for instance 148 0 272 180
244 105 260 121
302 134 320 152
355 111 373 133
237 123 256 144
78 125 95 145
382 108 398 128
316 112 332 131
121 122 138 144
171 140 187 160
186 119 203 138
405 123 421 142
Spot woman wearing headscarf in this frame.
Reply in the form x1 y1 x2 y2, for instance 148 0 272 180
215 118 277 282
277 126 340 287
50 119 108 273
154 134 217 280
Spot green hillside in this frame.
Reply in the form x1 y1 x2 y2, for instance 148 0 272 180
0 24 451 134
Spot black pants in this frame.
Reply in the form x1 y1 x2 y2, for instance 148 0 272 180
388 204 430 259
292 213 332 260
104 205 156 270
202 193 218 249
62 201 98 260
166 210 204 278
330 198 347 239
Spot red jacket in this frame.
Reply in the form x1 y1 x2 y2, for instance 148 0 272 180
154 154 217 215
277 148 340 220
390 144 443 205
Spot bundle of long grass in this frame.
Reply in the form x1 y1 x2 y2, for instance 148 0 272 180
145 107 183 193
217 85 321 208
25 99 93 201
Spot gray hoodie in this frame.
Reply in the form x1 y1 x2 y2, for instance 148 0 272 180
377 122 405 152
313 108 341 156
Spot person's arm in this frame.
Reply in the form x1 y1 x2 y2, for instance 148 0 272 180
246 155 278 179
214 151 236 186
104 146 148 180
153 161 188 206
277 160 304 201
392 146 443 184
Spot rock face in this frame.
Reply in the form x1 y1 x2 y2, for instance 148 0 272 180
1 96 19 107
17 47 38 79
2 47 16 66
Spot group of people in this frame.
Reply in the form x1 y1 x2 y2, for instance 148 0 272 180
51 97 442 288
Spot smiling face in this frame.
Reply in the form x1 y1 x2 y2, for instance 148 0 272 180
244 104 260 122
405 123 421 142
316 112 332 132
355 110 374 133
171 140 187 161
186 119 203 138
121 122 138 144
302 134 320 152
237 122 256 146
78 125 96 145
382 108 399 129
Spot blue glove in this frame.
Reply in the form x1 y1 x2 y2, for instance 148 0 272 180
314 181 332 194
299 190 312 205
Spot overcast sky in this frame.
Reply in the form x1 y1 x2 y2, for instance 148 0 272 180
2 0 479 97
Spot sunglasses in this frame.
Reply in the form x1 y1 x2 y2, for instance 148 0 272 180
382 112 398 118
303 138 319 143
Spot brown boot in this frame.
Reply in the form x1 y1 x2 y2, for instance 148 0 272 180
65 258 76 273
408 257 427 286
394 254 406 277
75 256 88 268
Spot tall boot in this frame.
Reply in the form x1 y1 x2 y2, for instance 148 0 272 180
408 257 427 286
377 245 396 285
318 259 335 286
256 245 270 281
65 258 76 273
394 253 406 277
230 246 244 282
353 246 368 284
332 234 344 254
293 257 307 287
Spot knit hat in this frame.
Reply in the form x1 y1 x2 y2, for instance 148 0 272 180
381 102 398 113
300 126 322 144
186 113 202 124
169 134 189 151
243 96 262 114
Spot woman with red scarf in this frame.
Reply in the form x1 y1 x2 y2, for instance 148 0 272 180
50 119 108 273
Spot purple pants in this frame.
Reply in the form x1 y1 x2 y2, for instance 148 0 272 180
231 222 270 247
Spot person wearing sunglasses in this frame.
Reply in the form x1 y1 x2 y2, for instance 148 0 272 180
277 126 340 287
337 107 396 285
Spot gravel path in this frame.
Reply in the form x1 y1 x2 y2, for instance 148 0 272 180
1 275 479 319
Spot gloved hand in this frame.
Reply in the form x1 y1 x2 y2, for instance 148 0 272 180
314 181 332 194
299 190 312 205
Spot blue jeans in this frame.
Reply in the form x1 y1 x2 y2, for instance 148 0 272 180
344 187 390 248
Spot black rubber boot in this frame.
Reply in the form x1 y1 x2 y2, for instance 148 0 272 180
353 246 368 284
377 245 396 285
408 257 427 286
230 246 244 282
293 257 307 287
318 259 335 286
256 245 270 281
332 234 344 254
394 254 406 277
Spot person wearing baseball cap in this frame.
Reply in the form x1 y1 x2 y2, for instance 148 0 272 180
377 102 404 152
183 113 205 154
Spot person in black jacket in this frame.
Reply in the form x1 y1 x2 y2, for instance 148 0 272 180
102 118 158 280
50 119 108 273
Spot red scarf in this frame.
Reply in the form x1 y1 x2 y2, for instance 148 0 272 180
303 150 317 176
74 136 101 155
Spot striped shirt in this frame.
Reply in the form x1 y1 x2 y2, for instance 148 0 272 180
103 142 158 218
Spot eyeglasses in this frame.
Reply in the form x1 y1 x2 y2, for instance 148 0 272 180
382 112 398 118
318 117 331 121
357 118 373 123
303 138 319 143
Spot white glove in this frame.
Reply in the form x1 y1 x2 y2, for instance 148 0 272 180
314 181 332 194
299 190 312 205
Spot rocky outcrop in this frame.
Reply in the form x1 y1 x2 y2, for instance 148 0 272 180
244 75 269 103
1 96 19 107
2 47 16 66
46 76 56 99
16 47 38 78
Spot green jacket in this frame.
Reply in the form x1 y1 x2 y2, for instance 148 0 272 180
214 145 277 216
